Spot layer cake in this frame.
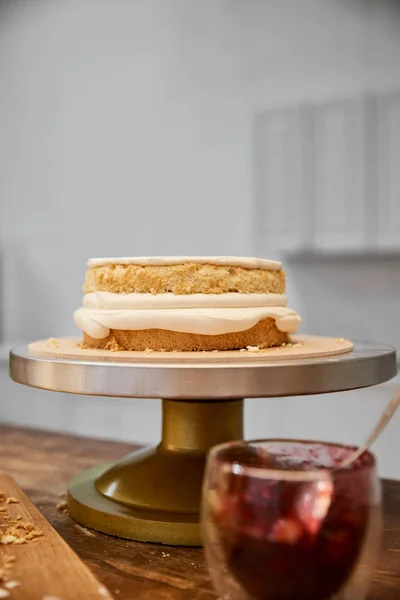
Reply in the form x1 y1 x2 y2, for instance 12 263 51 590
74 256 301 351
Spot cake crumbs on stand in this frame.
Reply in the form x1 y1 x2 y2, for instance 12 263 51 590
46 338 60 349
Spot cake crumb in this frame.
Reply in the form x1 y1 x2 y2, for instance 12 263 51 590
144 348 154 354
58 492 67 499
292 342 303 348
211 349 219 353
4 557 15 564
246 346 260 352
19 522 34 533
0 589 10 598
81 337 125 352
5 498 18 505
26 530 43 541
46 337 59 348
57 501 68 512
3 581 20 590
103 338 125 352
336 338 345 344
0 536 17 545
161 552 170 557
239 348 247 352
0 520 43 545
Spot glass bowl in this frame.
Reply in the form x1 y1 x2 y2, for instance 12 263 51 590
202 439 381 600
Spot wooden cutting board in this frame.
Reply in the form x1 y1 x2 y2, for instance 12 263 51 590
0 474 113 600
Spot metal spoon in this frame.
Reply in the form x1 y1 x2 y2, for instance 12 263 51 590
340 385 400 468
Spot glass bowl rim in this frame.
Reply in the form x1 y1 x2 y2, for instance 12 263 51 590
207 438 376 481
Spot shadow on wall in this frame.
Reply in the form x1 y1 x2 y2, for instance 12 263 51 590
285 255 400 352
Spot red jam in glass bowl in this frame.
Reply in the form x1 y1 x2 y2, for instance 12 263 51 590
202 440 381 600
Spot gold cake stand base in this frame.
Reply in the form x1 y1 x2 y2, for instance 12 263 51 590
67 398 244 546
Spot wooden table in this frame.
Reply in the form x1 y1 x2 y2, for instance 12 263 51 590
0 426 399 599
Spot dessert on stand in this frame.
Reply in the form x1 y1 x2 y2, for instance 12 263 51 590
9 257 397 546
74 256 301 351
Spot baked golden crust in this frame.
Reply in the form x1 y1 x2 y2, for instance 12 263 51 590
82 318 288 352
84 263 285 295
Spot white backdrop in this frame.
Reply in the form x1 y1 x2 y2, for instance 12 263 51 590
1 0 399 476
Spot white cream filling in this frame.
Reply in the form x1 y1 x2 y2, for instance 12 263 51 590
83 292 288 310
87 256 282 270
74 296 301 340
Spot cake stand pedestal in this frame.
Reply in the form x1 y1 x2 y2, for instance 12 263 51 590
10 335 397 546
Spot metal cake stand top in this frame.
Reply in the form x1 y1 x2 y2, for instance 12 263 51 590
9 340 397 400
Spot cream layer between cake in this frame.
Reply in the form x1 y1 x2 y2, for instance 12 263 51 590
74 293 301 340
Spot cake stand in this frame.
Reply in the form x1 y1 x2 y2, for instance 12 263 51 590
9 335 397 547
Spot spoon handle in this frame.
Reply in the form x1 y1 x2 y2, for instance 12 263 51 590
340 386 400 468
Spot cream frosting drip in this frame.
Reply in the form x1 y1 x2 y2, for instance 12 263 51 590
87 256 282 270
74 305 301 339
83 292 288 310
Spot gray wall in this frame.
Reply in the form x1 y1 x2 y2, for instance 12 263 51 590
1 0 399 476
